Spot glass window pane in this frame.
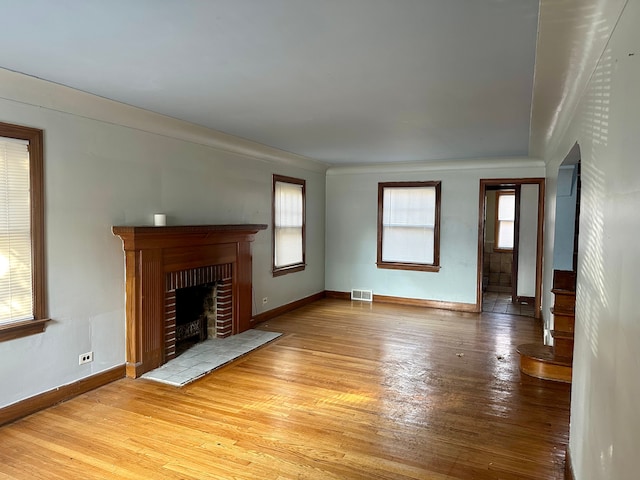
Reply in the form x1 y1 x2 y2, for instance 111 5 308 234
497 220 515 249
0 137 33 324
498 194 515 221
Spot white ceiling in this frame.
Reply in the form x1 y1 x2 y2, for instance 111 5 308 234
0 0 541 165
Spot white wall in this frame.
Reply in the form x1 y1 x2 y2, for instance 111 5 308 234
553 165 578 271
0 71 326 408
516 184 538 298
541 1 640 477
325 160 544 305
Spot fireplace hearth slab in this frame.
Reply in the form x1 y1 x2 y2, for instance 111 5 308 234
141 329 282 387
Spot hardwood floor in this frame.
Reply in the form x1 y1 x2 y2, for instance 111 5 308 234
0 299 570 479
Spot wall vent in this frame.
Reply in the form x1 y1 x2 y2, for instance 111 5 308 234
351 289 373 302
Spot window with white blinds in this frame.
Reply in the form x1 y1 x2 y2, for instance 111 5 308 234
0 122 45 342
0 137 33 324
272 175 305 275
377 181 441 272
495 191 515 250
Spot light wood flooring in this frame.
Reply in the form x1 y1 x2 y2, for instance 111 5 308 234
0 299 570 479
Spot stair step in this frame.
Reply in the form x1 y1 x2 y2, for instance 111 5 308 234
552 333 575 358
517 343 572 383
551 288 576 296
552 293 576 313
553 270 576 291
551 309 575 332
551 330 574 340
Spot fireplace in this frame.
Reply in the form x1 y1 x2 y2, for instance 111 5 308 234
112 224 267 378
165 264 233 360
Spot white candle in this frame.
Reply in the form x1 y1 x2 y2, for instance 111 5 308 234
153 213 166 226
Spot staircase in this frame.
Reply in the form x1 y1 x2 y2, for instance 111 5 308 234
517 270 575 383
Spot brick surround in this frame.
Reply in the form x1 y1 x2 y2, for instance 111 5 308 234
164 264 233 361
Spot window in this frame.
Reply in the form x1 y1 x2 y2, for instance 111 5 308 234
377 181 441 272
272 175 305 276
0 122 48 342
495 190 515 251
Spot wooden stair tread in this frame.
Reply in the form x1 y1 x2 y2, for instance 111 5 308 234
517 343 573 383
550 307 575 316
551 288 576 295
517 343 572 366
551 330 574 340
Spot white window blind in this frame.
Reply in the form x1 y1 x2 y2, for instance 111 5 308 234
496 193 515 249
274 180 303 268
0 137 33 324
382 186 436 264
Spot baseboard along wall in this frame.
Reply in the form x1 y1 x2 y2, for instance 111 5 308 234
324 290 477 312
0 365 125 427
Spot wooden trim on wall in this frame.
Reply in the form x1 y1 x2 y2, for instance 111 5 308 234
0 364 125 427
325 291 476 313
515 296 535 305
512 185 521 303
252 291 325 324
0 317 50 342
477 178 545 318
374 294 477 312
325 291 351 300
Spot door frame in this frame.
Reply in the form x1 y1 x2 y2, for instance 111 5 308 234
476 178 545 318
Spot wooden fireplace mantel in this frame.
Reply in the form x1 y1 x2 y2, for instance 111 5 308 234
113 224 267 378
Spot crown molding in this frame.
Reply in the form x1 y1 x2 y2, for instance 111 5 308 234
0 68 329 174
326 157 545 176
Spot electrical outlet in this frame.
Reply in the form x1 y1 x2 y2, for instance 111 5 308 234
79 351 93 365
262 297 268 305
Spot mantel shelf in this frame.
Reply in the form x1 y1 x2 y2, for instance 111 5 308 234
112 224 268 251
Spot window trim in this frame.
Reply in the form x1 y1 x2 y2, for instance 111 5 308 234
377 181 441 272
272 174 306 277
0 121 48 342
494 190 515 252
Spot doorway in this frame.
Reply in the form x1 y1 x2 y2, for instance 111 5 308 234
477 178 545 318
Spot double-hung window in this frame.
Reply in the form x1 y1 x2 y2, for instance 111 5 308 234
0 122 47 342
377 181 441 272
272 175 305 276
495 190 515 251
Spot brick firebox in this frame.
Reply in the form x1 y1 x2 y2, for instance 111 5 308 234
112 224 267 378
164 264 233 362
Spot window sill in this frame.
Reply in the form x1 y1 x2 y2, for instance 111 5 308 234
272 264 306 277
377 262 441 272
0 318 51 342
493 248 513 253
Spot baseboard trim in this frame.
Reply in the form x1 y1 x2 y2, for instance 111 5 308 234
516 296 535 305
0 364 125 427
325 291 478 313
252 291 326 323
325 290 351 300
565 446 575 480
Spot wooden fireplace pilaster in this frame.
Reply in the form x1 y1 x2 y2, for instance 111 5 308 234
112 225 267 378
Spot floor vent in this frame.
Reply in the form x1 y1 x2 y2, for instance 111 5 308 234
351 289 373 302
